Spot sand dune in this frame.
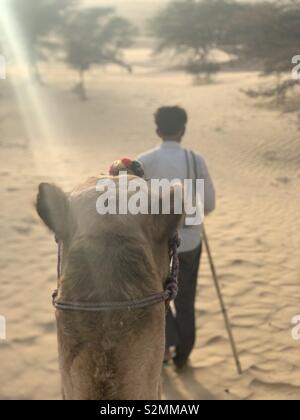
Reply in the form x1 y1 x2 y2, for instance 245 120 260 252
0 64 300 400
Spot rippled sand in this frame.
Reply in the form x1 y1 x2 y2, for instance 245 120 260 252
0 66 299 400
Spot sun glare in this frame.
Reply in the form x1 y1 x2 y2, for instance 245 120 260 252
0 0 68 178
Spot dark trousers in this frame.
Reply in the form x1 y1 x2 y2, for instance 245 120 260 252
166 244 202 367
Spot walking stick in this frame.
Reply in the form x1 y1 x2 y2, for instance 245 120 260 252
202 226 243 375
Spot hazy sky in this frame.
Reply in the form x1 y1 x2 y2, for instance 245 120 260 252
83 0 172 26
83 0 264 23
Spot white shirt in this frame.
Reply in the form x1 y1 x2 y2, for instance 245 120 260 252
138 141 216 253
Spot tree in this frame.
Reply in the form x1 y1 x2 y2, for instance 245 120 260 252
149 0 238 83
2 0 75 82
228 2 300 73
60 7 136 100
185 61 220 84
228 1 300 103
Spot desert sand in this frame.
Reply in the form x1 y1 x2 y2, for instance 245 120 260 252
0 51 300 400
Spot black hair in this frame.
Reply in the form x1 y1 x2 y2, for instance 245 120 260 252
154 106 188 137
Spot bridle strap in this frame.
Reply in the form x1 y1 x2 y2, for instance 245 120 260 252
53 232 180 313
52 289 171 312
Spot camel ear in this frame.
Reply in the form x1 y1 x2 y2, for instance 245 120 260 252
155 184 184 240
36 183 71 241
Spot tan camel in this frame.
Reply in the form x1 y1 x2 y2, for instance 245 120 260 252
36 175 182 400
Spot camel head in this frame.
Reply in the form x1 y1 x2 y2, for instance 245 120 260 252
36 175 183 400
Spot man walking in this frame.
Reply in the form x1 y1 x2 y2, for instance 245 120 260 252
138 106 216 370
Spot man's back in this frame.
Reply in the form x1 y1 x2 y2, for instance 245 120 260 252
138 141 215 253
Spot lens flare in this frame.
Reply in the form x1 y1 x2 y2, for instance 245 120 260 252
0 0 67 178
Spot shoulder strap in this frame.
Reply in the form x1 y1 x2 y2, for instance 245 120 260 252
185 149 199 179
182 150 198 229
185 149 198 181
185 149 191 180
191 150 198 180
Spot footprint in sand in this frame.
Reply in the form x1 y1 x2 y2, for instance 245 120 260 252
263 151 279 162
214 126 224 133
231 259 262 268
12 336 38 345
13 226 33 235
276 177 291 185
6 187 20 193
